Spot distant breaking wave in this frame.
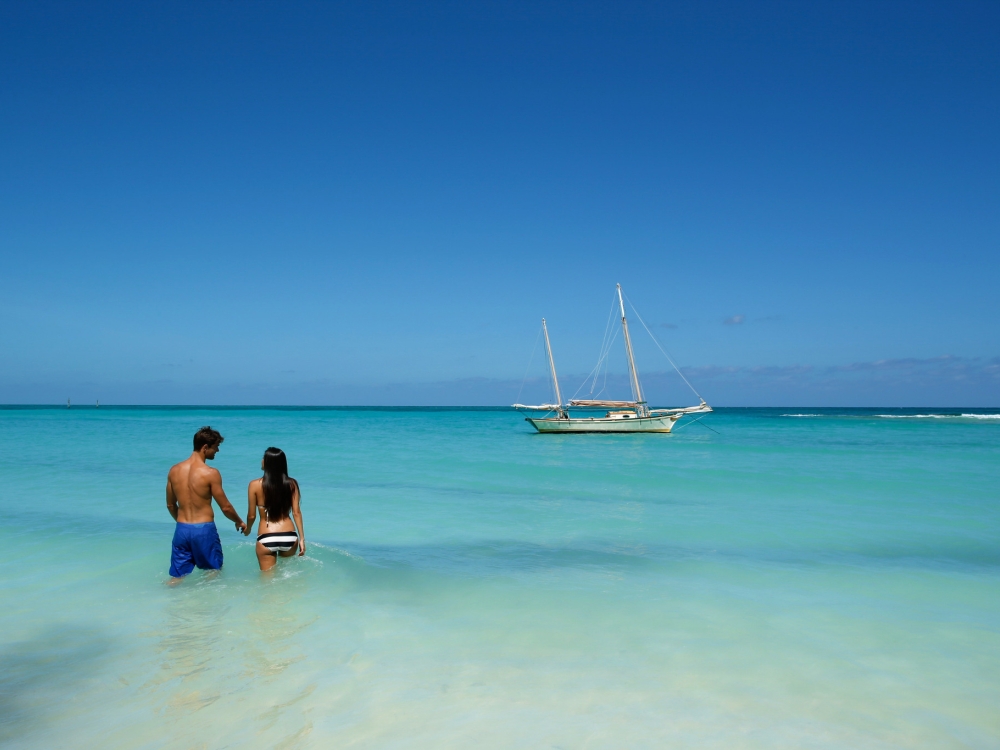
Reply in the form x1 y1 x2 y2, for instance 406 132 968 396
781 413 1000 420
874 414 1000 420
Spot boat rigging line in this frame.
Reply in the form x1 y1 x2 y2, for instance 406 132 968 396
623 291 705 404
514 323 544 408
672 414 720 434
569 292 621 403
589 293 620 397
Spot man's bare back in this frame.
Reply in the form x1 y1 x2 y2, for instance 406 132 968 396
166 450 242 526
166 427 246 579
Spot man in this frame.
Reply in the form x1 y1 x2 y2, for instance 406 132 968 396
166 426 246 579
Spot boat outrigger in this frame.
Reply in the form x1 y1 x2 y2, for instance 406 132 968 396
513 284 711 433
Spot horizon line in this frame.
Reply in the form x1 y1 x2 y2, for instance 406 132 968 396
2 404 998 411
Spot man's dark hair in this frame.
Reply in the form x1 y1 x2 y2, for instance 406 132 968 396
193 426 224 451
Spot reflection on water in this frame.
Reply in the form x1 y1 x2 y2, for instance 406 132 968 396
137 563 324 747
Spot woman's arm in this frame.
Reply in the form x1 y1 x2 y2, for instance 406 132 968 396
245 480 257 536
291 479 305 555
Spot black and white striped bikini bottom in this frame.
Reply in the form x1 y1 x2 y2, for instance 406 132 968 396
257 531 299 553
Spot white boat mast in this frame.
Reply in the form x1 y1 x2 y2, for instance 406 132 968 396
541 318 564 415
617 284 648 417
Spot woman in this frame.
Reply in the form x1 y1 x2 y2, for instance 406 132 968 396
245 447 306 571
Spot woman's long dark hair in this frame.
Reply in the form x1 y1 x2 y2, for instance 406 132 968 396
262 447 293 521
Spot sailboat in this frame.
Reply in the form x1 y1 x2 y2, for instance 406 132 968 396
513 284 711 433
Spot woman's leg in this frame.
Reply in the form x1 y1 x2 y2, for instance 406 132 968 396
256 541 278 571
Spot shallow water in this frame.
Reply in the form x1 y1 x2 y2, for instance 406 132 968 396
1 406 998 748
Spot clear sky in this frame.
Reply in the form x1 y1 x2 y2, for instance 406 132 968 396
1 1 998 406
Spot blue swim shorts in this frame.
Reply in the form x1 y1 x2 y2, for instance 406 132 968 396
169 521 224 577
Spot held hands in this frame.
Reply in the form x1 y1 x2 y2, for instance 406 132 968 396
236 520 249 535
298 539 306 556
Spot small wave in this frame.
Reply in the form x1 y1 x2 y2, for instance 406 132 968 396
782 414 823 417
310 541 365 561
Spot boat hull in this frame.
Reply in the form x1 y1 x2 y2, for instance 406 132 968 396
526 414 680 433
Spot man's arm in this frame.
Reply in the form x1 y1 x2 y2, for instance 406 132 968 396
210 469 246 532
166 475 179 521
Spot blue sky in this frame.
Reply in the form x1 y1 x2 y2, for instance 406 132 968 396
1 1 997 405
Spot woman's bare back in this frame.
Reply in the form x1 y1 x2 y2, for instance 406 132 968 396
246 476 305 570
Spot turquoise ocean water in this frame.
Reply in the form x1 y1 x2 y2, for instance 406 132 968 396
1 406 998 748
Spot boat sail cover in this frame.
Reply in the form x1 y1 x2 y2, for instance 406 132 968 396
568 399 638 408
511 404 562 411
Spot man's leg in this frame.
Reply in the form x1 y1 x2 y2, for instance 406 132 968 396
191 522 224 572
169 526 195 579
